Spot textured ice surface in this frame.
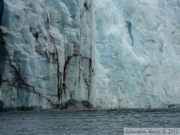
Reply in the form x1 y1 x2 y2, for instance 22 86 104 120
93 0 180 109
0 0 180 109
0 0 94 109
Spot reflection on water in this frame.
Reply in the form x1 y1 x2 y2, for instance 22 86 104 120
0 109 180 135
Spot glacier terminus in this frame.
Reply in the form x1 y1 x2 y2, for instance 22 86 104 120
0 0 180 110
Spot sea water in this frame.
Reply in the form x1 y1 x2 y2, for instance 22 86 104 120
0 109 180 135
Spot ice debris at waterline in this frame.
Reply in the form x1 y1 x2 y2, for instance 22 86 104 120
60 99 94 110
0 0 180 110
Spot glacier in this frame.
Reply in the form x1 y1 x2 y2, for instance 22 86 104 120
0 0 95 110
0 0 180 110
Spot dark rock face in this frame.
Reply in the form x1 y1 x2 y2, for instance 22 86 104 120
82 100 93 109
61 99 94 110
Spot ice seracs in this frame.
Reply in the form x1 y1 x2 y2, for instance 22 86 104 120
0 0 94 110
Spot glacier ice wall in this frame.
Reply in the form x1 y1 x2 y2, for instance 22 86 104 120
93 0 180 109
0 0 180 110
0 0 94 110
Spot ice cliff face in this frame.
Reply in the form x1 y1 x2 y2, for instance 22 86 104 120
0 0 94 110
93 0 180 109
0 0 180 110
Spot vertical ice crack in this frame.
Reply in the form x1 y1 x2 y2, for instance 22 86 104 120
125 20 134 47
55 46 63 107
0 0 3 26
48 35 64 107
0 0 5 86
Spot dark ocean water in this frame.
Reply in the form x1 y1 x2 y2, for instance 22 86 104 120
0 109 180 135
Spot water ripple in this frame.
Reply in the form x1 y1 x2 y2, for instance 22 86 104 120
0 109 180 135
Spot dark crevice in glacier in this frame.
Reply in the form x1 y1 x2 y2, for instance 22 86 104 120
63 56 73 85
84 3 89 10
0 100 2 111
82 57 93 100
0 30 5 86
125 20 134 47
44 33 64 107
63 55 74 99
81 1 92 18
55 46 63 106
84 1 91 11
32 32 39 40
49 35 63 106
83 72 91 100
0 0 3 25
0 0 5 86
